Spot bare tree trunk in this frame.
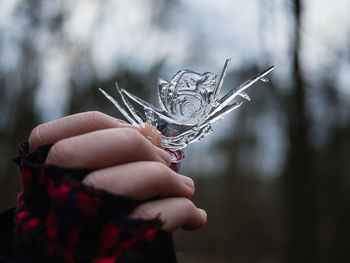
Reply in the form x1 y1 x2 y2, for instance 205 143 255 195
282 0 318 262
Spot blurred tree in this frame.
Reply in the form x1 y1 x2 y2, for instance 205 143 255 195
281 1 350 262
0 0 45 209
280 0 319 262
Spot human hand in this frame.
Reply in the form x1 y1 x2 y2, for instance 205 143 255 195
29 111 207 231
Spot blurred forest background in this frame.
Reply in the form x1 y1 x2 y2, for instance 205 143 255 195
0 0 349 262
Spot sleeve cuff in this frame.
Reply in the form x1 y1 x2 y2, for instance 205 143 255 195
12 141 176 263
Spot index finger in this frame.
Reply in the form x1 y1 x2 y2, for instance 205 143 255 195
29 111 131 151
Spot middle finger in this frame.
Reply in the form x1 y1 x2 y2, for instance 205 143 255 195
82 161 194 200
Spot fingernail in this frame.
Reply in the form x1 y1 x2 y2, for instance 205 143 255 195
117 123 139 130
155 146 171 164
179 175 194 190
198 209 207 220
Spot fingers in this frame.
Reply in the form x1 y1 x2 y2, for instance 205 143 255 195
130 197 207 231
29 111 130 151
46 128 171 169
139 124 162 148
83 161 194 200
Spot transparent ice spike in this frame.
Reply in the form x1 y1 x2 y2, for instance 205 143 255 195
100 59 274 162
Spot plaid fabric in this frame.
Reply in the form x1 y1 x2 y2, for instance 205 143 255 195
11 141 177 263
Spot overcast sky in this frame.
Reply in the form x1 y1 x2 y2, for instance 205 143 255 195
1 0 348 97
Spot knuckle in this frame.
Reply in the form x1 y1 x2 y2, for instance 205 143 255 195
47 139 71 164
29 126 41 147
122 128 147 148
133 204 154 219
29 122 51 149
83 171 103 189
85 111 109 125
152 162 172 178
179 197 196 213
147 162 171 190
146 162 181 196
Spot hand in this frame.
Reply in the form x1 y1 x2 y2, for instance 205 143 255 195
29 111 207 231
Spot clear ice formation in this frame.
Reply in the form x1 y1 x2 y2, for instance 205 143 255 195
100 59 274 162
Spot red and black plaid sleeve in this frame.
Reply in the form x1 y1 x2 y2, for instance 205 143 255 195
11 141 177 263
